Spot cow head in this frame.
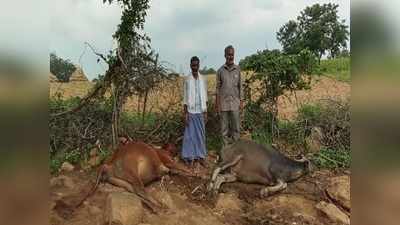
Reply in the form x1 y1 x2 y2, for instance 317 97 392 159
295 154 314 175
162 143 178 157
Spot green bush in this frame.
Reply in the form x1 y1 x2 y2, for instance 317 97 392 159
50 145 113 174
206 135 223 154
297 104 323 124
251 131 273 147
50 96 116 174
276 100 350 169
49 96 113 159
120 112 157 127
242 101 274 134
277 120 304 146
312 147 350 169
293 101 350 151
320 57 350 82
50 149 83 174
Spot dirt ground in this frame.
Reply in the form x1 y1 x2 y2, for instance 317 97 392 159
50 153 349 225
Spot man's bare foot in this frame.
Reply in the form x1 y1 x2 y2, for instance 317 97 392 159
198 158 208 168
183 159 194 169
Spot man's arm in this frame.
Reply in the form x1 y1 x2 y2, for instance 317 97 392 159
202 77 208 123
183 78 189 125
215 69 221 113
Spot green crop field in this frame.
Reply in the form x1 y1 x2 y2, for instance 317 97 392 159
320 57 350 82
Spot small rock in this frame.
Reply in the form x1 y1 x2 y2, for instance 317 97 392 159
293 212 316 223
255 195 318 219
326 176 350 210
50 177 62 187
271 214 278 220
54 192 64 198
50 175 75 189
104 192 144 225
316 201 350 225
215 193 242 212
150 190 175 209
88 205 102 215
60 162 74 172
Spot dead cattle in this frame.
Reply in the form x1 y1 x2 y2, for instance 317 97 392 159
76 141 193 212
208 139 311 197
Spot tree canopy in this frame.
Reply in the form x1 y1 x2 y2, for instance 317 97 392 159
239 49 318 136
277 3 349 60
199 66 216 75
50 52 76 82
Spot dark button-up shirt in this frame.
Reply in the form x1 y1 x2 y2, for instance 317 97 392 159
216 64 242 111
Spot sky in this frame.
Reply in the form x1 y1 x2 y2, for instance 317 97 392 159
50 0 350 80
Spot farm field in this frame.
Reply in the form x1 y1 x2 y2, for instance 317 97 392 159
50 74 350 120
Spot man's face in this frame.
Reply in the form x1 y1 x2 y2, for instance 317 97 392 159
191 60 199 74
225 48 235 66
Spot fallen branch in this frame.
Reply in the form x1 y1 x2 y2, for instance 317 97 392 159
50 82 105 117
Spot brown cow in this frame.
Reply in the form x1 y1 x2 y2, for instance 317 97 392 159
75 141 194 213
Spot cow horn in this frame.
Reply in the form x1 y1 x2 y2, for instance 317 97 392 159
295 154 308 162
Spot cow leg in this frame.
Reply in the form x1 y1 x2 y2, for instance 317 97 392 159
106 175 159 212
124 173 165 213
212 174 237 191
260 179 287 197
107 176 135 192
211 155 243 182
208 155 243 191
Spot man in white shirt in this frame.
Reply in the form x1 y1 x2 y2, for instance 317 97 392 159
181 56 208 168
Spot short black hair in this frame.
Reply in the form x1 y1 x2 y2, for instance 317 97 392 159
224 45 234 54
190 56 200 63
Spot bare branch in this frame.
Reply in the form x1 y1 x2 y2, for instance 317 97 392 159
84 42 108 63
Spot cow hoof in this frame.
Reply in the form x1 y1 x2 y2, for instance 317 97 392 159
260 188 269 197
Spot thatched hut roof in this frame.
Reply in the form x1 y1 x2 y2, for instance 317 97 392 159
69 67 89 82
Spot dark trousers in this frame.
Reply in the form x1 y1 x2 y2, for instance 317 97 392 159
220 110 240 146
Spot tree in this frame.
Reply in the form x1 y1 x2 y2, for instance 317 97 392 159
277 20 302 54
200 66 216 74
51 0 169 148
239 49 318 138
277 3 349 60
50 52 76 82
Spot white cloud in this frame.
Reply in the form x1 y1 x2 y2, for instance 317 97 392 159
50 0 350 79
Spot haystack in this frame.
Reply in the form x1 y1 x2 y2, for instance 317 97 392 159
49 72 59 82
69 66 89 82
